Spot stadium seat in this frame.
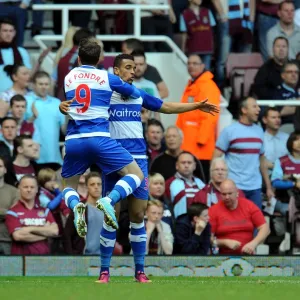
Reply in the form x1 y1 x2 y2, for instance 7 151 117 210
226 53 264 102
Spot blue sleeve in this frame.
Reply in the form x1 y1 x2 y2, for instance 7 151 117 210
209 11 216 26
180 14 187 32
108 73 140 99
216 127 230 152
272 179 294 190
39 193 50 208
271 159 284 182
46 193 63 210
140 89 163 111
32 124 41 145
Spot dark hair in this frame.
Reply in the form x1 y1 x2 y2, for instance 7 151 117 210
262 107 280 118
176 151 197 163
3 64 25 81
273 36 289 47
85 171 101 185
279 0 295 10
131 50 146 60
73 28 94 46
32 71 50 83
10 94 26 108
147 118 164 132
123 38 144 52
14 134 33 155
113 54 134 68
0 116 17 126
238 96 257 116
187 203 208 221
287 131 300 154
78 37 101 65
19 174 38 185
281 61 299 74
0 18 16 30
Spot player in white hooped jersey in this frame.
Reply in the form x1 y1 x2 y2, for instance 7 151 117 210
60 53 219 283
61 37 146 235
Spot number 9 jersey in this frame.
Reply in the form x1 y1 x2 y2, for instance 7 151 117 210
64 65 141 141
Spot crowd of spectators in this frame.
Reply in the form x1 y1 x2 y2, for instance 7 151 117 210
0 0 300 256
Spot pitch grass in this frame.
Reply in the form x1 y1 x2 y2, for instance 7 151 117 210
0 276 299 300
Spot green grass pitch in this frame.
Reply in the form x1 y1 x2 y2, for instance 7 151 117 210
0 277 299 300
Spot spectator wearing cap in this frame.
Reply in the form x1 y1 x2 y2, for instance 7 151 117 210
5 175 59 255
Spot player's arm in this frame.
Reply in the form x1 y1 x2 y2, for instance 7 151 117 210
12 227 47 243
108 73 141 99
140 90 219 115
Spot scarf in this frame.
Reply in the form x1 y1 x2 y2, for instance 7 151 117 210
0 42 23 65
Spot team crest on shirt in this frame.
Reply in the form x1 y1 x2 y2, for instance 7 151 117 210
37 210 46 217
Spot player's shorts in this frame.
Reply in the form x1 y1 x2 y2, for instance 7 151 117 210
61 136 134 178
102 158 149 201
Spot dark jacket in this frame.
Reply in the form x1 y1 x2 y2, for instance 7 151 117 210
174 214 211 255
251 59 283 99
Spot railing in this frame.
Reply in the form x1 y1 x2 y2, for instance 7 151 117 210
32 4 187 64
257 100 300 106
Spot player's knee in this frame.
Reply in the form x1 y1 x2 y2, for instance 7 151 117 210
130 210 145 223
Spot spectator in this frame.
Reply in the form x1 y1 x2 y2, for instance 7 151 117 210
215 0 255 86
263 107 289 173
150 125 205 181
5 175 59 255
53 28 95 101
176 54 220 181
37 168 69 240
121 38 169 99
132 50 161 120
213 97 274 209
271 132 300 215
256 0 282 61
0 64 30 118
63 172 105 255
0 18 31 93
0 156 18 254
146 119 166 163
273 61 299 124
174 203 210 255
267 1 300 59
180 0 216 69
10 94 40 142
13 135 39 183
127 0 176 52
0 117 18 158
165 151 205 218
149 172 174 228
191 157 245 207
251 37 289 100
26 71 66 165
145 200 173 255
209 179 270 255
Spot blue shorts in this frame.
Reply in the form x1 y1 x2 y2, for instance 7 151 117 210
102 158 149 201
61 137 134 178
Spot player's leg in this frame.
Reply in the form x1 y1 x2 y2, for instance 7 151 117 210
62 138 90 237
94 138 144 229
97 173 120 284
128 159 151 283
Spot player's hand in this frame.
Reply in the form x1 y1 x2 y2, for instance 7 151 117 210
241 241 257 254
59 98 75 115
146 221 156 233
198 99 220 116
37 47 52 65
225 239 241 250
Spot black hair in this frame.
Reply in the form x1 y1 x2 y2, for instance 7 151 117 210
13 134 33 157
131 50 146 59
147 118 164 132
262 107 280 118
187 203 208 221
113 54 134 68
0 116 17 126
10 94 26 108
287 131 300 154
3 64 25 81
281 61 299 74
176 151 197 163
0 18 16 30
279 0 295 10
32 71 50 83
73 28 94 46
273 36 289 48
123 38 144 52
78 37 101 65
